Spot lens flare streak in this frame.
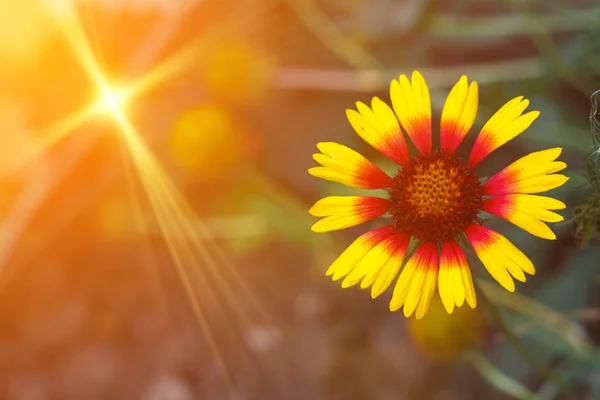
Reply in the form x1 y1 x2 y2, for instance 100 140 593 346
19 2 294 390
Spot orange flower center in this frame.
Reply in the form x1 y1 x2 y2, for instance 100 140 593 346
387 150 482 242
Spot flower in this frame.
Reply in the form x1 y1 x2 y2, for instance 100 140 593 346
308 71 568 319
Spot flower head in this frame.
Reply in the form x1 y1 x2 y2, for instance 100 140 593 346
309 71 568 319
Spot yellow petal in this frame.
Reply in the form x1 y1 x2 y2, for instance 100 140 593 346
389 258 418 312
438 263 455 314
309 196 389 232
390 242 438 316
512 194 566 210
363 233 411 294
466 225 535 293
415 268 438 320
438 241 476 314
342 235 397 288
390 71 432 154
370 254 404 298
326 226 393 280
507 213 557 240
469 96 540 166
460 265 477 308
511 174 569 194
346 97 410 165
440 76 479 154
481 194 564 240
403 267 428 318
309 142 392 189
483 147 568 196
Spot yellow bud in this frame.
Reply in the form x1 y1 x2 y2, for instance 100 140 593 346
407 294 488 363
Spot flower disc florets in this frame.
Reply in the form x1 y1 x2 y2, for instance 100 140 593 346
387 150 483 242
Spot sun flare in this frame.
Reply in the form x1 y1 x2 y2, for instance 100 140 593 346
97 84 128 117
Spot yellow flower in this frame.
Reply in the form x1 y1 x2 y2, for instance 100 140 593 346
407 294 488 363
170 105 251 182
309 71 568 319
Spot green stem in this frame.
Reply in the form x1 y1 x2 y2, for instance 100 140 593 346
477 285 580 400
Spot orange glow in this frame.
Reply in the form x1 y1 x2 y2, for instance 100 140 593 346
0 3 279 391
201 41 276 104
0 0 56 64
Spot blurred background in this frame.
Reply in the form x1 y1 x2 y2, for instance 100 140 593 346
0 0 599 399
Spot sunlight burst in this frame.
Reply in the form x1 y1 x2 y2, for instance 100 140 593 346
44 4 279 390
97 84 129 118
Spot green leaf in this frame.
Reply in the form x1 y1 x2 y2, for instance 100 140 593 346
476 279 593 360
463 351 540 400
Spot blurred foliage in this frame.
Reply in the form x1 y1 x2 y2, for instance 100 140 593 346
464 351 540 400
201 40 277 105
572 90 600 247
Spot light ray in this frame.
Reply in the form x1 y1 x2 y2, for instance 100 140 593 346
114 2 273 105
24 0 269 166
55 0 279 312
0 105 99 176
53 6 108 97
4 94 130 175
107 102 242 387
64 16 285 391
53 6 242 388
27 1 302 390
112 105 294 389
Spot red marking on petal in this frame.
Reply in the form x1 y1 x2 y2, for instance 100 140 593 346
389 232 412 253
481 169 517 196
440 120 462 154
464 224 492 245
439 241 467 269
412 117 432 155
468 132 494 166
357 197 390 219
480 196 515 218
364 225 396 244
412 241 439 271
356 159 393 189
384 134 411 166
